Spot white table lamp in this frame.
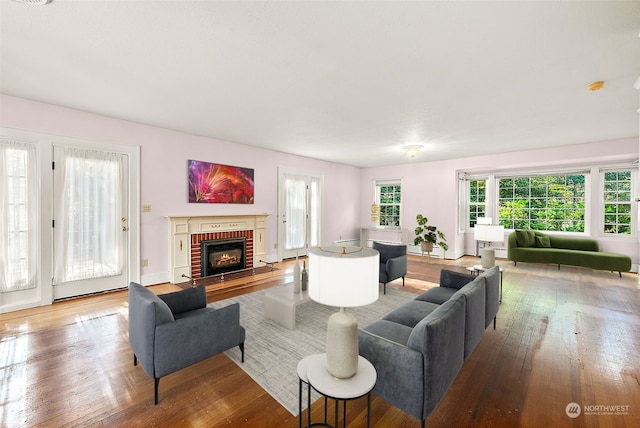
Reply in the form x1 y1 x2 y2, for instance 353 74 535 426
474 224 505 268
309 246 379 379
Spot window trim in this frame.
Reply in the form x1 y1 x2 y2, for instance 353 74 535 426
459 162 638 238
599 168 636 236
373 177 403 229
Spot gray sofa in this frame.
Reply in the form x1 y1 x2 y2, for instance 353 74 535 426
373 241 408 294
128 282 245 404
358 266 500 427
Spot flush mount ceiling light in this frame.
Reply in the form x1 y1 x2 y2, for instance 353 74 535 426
588 81 604 91
402 145 424 158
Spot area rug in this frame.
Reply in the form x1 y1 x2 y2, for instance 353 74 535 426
210 286 417 416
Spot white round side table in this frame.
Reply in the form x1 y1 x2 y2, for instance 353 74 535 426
302 353 377 428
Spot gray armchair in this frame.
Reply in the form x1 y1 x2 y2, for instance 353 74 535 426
373 241 408 294
128 282 245 404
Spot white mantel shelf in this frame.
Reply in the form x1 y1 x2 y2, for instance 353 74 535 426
166 214 270 284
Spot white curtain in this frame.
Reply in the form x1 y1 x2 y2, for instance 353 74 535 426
53 147 124 283
0 139 38 292
285 177 307 251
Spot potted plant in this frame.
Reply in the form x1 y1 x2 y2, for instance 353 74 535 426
414 214 448 257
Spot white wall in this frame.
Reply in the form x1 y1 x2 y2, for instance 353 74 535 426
0 95 361 291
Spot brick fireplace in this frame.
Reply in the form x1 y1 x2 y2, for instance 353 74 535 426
191 230 253 278
166 214 269 284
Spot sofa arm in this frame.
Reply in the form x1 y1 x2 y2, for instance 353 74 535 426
386 255 408 279
358 329 425 420
154 303 243 378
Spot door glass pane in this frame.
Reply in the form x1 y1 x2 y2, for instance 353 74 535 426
54 148 124 283
285 177 306 251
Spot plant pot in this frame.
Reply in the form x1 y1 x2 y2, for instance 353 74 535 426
421 242 434 253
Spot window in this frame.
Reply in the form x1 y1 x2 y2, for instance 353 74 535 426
468 179 486 228
603 170 632 234
0 139 38 292
498 174 586 232
374 179 402 227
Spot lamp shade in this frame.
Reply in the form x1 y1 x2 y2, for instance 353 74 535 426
309 246 379 308
474 224 505 243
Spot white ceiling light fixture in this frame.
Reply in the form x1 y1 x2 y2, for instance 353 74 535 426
402 145 424 158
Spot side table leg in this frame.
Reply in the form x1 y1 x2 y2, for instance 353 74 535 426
298 378 302 428
367 393 371 428
343 400 346 428
324 396 327 423
308 383 312 428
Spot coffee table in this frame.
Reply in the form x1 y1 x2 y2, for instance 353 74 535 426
263 282 310 329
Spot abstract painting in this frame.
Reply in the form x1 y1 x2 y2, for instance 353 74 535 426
188 160 254 204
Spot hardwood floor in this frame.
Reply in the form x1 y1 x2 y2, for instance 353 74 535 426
1 256 639 427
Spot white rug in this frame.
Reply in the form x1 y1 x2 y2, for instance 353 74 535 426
211 286 416 415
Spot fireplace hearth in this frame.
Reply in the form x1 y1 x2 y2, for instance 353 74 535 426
201 238 246 277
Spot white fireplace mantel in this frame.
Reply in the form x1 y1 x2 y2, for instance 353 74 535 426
166 214 270 284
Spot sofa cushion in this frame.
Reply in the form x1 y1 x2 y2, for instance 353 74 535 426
383 300 440 328
535 235 551 248
515 229 536 247
415 286 456 304
406 294 466 416
439 269 476 290
361 320 413 346
451 278 486 358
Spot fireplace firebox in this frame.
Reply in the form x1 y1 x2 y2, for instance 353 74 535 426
201 238 246 277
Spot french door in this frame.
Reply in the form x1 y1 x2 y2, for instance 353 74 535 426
52 145 130 299
278 168 322 260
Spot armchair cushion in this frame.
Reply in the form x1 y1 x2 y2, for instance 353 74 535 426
158 285 207 315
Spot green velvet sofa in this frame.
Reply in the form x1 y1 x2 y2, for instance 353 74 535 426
507 230 631 276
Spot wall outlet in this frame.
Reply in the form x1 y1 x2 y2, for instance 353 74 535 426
141 259 149 267
274 243 278 249
142 205 151 212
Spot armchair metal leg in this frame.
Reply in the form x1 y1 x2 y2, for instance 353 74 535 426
239 342 245 363
383 282 387 295
154 378 160 405
134 354 137 366
402 276 405 287
421 420 426 428
493 316 497 330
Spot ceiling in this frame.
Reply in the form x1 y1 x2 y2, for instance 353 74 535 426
1 1 639 168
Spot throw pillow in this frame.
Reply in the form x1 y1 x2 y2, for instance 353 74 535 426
515 229 536 247
535 235 551 248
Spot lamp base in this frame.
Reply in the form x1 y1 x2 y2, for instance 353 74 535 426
480 247 495 268
326 307 358 379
